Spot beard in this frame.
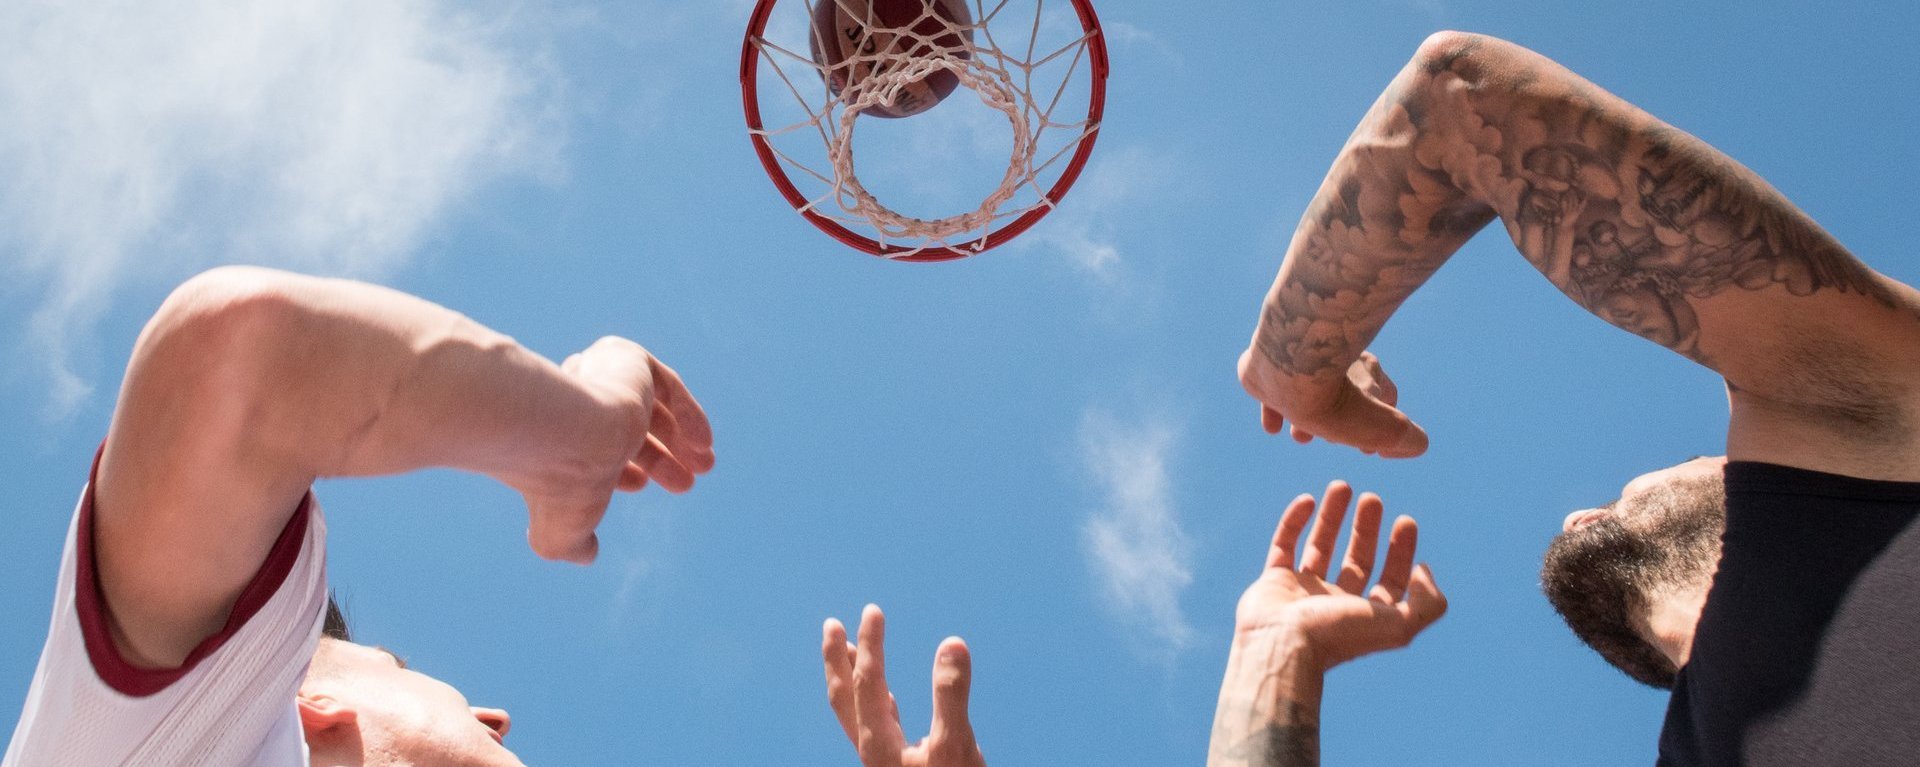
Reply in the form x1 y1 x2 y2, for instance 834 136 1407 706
1539 473 1726 688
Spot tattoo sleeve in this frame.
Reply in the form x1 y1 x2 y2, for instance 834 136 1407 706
1252 32 1914 422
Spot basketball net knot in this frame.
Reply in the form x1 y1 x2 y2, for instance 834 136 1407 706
829 55 1034 245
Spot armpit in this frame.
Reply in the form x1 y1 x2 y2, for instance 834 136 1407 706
1732 329 1911 446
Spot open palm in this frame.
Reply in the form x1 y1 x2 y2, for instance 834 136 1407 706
1235 481 1447 671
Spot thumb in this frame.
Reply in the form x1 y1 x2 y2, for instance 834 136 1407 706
1328 381 1428 458
1403 563 1449 633
927 638 974 747
524 494 607 565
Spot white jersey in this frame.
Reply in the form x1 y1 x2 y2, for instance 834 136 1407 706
4 456 328 767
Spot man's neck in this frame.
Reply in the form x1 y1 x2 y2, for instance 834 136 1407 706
1645 581 1711 669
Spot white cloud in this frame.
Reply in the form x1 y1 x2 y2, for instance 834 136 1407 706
1101 19 1180 65
1022 145 1178 283
0 0 557 414
605 555 656 631
1079 408 1196 659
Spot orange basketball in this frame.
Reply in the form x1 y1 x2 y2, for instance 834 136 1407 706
809 0 974 119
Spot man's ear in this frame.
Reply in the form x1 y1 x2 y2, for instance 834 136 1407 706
297 692 358 737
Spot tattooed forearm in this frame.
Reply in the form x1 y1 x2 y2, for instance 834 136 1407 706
1208 640 1326 767
1254 31 1900 378
1209 699 1321 767
1253 46 1496 378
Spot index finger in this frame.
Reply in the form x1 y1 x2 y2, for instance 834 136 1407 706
823 619 859 746
1266 493 1317 571
647 356 716 471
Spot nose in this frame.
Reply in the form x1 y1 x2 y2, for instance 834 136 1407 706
473 707 512 742
1563 508 1603 533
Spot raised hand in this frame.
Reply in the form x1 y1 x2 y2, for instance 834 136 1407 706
1208 482 1448 766
1235 480 1446 671
524 336 715 563
1238 348 1427 459
822 606 986 767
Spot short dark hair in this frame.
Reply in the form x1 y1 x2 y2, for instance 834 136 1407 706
322 596 352 642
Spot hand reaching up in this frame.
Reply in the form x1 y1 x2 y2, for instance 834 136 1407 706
822 606 986 767
1234 481 1448 671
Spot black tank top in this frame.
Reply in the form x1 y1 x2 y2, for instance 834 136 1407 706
1658 461 1920 765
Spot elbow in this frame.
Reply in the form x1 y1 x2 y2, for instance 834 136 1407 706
140 267 303 365
125 267 305 428
1409 30 1512 87
1413 31 1487 67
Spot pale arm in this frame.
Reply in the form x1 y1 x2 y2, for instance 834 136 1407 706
1241 32 1920 476
95 266 713 667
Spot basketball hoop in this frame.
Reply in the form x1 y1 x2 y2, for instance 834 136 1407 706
742 0 1110 261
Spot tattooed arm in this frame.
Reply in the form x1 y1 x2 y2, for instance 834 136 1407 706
1209 483 1447 767
1240 32 1920 477
1210 633 1324 767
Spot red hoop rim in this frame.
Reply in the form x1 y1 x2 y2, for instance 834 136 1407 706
741 0 1109 263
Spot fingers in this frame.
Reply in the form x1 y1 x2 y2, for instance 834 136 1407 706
1360 352 1400 407
823 619 860 746
1400 563 1449 635
1244 351 1296 440
853 605 905 763
1266 493 1317 571
926 637 975 752
1289 425 1314 444
617 462 649 493
648 401 682 446
647 356 716 472
637 435 696 493
1372 515 1419 602
1298 481 1353 579
1335 493 1385 593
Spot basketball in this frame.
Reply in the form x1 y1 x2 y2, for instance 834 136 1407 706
809 0 974 119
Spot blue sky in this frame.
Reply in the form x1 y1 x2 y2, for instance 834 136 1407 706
2 0 1916 764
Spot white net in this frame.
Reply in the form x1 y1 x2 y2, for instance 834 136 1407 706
746 0 1105 259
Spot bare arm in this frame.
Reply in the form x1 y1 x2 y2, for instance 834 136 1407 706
1208 484 1447 767
1208 634 1325 767
1240 32 1920 476
95 266 714 667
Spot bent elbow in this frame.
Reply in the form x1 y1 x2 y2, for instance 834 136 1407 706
124 267 305 429
1414 31 1486 65
1409 30 1519 87
141 266 300 363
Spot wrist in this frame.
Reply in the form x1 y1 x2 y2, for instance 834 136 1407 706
1217 623 1327 736
1228 622 1325 677
497 360 637 499
555 378 643 486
